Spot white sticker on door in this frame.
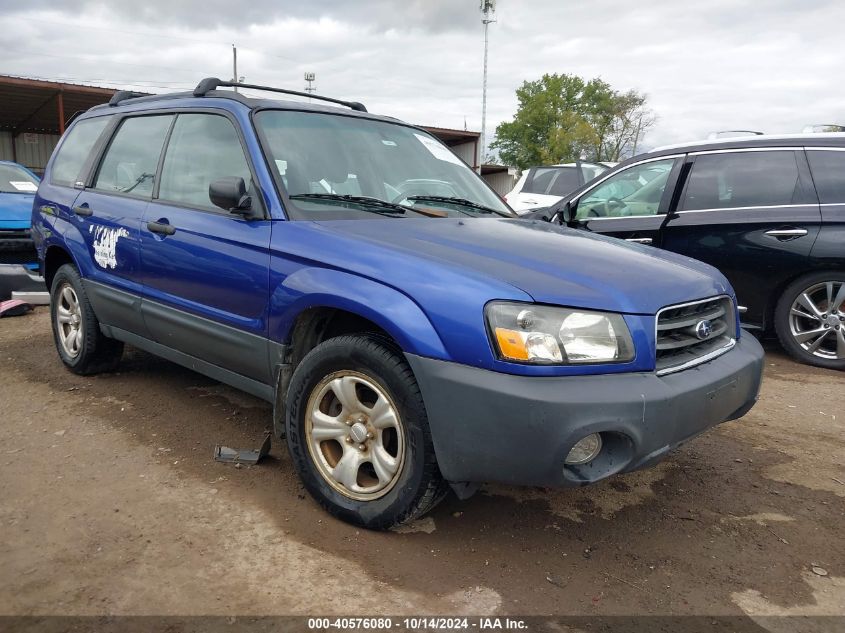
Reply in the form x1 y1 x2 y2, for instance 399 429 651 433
89 225 129 269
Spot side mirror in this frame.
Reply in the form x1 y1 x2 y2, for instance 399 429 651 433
209 177 253 216
557 201 574 225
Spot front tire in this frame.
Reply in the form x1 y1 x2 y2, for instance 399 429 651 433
286 334 447 529
774 272 845 370
50 264 123 375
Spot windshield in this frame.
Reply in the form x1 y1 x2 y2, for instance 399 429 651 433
255 110 513 219
0 163 39 194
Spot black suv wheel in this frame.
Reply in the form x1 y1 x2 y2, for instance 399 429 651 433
50 264 124 375
775 272 845 370
285 334 447 529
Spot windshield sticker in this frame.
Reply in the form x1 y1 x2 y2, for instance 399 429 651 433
413 133 464 166
89 225 129 269
9 181 38 192
274 159 287 176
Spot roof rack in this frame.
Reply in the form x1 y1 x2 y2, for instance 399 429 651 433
108 90 150 106
192 77 367 112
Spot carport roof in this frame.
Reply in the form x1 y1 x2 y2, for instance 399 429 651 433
0 75 123 135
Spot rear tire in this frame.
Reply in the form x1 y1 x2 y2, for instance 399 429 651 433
50 264 123 375
774 272 845 370
286 334 447 529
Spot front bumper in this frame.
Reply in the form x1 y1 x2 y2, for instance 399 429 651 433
406 335 764 487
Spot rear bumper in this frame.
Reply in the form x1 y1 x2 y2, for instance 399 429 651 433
0 264 47 300
406 335 764 487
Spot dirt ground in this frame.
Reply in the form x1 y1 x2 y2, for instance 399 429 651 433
1 309 843 625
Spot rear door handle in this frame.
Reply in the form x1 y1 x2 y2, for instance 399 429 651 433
765 228 808 239
147 221 176 236
626 237 653 244
73 204 93 217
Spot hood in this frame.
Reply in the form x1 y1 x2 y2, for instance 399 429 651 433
317 218 731 315
0 192 35 230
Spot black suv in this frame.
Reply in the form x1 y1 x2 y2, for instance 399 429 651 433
538 134 845 370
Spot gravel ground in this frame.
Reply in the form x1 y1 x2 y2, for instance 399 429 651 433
1 308 843 627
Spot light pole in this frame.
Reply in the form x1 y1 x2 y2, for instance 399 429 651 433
479 0 496 173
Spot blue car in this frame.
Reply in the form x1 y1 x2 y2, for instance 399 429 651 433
31 78 764 528
0 161 45 298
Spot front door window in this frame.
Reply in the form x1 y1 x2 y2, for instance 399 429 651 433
576 159 675 219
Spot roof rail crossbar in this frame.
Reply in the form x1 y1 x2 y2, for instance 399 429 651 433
109 90 149 106
192 77 367 112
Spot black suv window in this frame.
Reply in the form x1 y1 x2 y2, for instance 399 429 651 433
158 114 251 211
807 150 845 204
50 116 111 187
94 115 173 198
681 151 802 211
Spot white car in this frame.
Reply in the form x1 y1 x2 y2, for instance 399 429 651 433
505 162 610 213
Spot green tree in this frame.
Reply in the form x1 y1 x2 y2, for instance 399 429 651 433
491 73 655 169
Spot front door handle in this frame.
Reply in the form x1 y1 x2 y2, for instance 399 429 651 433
765 228 808 240
626 237 653 245
147 221 176 236
73 204 93 217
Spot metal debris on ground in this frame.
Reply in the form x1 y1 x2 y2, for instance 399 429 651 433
213 432 271 465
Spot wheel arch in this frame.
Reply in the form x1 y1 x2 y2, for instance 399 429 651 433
271 268 449 360
269 268 449 439
43 244 77 291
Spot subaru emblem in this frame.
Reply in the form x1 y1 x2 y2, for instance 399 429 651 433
695 319 713 340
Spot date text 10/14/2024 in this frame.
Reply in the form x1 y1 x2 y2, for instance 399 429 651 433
307 617 528 630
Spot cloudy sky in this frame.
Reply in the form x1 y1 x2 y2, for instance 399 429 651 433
2 0 844 153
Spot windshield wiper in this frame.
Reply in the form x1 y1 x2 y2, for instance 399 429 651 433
405 195 506 216
289 193 408 217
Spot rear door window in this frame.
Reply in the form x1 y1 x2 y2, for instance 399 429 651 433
157 113 252 211
681 151 802 211
94 115 173 198
806 150 845 203
50 117 111 187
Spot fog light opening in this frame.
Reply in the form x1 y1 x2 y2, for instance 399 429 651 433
565 433 603 465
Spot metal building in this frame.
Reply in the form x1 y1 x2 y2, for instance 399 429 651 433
0 76 117 175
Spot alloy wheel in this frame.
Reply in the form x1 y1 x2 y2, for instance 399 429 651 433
56 283 83 358
304 370 405 501
788 280 845 360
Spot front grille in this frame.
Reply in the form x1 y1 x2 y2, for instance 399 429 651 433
655 296 736 375
0 230 37 266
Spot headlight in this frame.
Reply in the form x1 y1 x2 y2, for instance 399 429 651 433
486 302 635 365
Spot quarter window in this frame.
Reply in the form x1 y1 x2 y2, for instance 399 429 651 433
50 116 111 187
681 151 802 211
807 150 845 204
94 115 173 198
576 159 675 219
158 114 251 210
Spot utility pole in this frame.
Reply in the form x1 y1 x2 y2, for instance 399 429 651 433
479 0 496 173
232 44 238 92
304 72 316 94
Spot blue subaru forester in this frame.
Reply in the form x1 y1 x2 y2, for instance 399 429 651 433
31 78 764 528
